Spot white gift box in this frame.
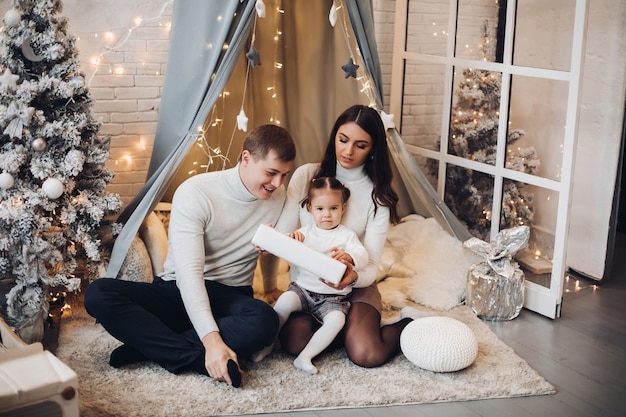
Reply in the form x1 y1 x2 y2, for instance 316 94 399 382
0 317 79 417
251 224 347 285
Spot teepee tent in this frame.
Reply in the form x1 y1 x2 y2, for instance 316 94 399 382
105 0 471 278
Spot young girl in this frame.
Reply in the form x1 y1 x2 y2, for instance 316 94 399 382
262 104 432 368
253 177 368 374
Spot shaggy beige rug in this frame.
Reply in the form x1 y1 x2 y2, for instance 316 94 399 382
56 302 554 417
55 215 554 416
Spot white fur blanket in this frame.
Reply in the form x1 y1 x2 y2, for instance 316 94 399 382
376 215 481 311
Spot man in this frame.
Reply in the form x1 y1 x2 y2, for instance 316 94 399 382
85 124 296 387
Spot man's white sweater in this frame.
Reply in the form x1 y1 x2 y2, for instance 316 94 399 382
160 166 286 338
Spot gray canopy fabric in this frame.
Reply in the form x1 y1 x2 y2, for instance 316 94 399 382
105 0 470 278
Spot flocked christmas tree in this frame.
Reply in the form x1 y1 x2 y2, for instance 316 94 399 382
0 0 122 342
435 22 539 241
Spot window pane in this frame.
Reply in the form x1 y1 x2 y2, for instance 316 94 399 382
418 155 439 191
513 0 576 71
406 0 450 56
456 0 503 62
505 181 558 288
400 60 446 152
444 164 494 241
448 67 503 166
507 75 568 182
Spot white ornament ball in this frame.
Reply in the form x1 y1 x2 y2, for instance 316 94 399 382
400 316 478 372
32 137 47 151
42 178 64 199
3 9 20 28
0 172 14 190
69 75 85 89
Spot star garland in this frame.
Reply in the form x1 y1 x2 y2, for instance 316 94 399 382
341 57 359 79
380 111 396 130
246 44 261 67
329 1 338 27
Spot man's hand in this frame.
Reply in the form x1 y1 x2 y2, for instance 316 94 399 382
330 247 354 265
252 244 272 255
201 331 241 387
252 223 275 255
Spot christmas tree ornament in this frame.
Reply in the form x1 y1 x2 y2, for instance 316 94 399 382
341 58 359 79
32 137 47 151
0 172 15 189
236 108 248 132
21 36 46 62
329 1 337 27
0 68 19 90
2 9 20 28
246 44 261 67
255 0 266 18
42 177 64 199
3 102 34 139
68 74 85 89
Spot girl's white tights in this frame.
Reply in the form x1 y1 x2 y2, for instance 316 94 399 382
251 291 346 375
294 310 345 374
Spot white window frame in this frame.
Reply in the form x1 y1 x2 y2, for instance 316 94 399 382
389 0 589 318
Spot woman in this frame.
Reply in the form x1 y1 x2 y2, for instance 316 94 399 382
264 104 430 367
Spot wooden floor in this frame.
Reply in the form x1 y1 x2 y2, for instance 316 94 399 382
247 233 626 417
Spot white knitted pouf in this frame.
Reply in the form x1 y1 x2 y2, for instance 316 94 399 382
400 316 478 372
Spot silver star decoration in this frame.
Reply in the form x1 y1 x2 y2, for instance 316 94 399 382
0 68 19 90
341 58 359 79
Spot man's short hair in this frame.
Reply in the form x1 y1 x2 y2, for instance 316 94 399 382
242 124 296 162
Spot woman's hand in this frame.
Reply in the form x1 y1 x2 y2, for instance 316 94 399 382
319 261 357 291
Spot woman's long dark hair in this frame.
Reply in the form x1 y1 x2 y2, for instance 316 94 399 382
315 105 400 224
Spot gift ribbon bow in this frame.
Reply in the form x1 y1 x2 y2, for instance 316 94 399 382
463 226 530 278
3 102 35 139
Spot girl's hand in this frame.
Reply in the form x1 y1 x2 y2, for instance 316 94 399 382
330 248 354 265
289 230 305 242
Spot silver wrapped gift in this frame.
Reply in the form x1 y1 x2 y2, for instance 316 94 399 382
463 226 529 321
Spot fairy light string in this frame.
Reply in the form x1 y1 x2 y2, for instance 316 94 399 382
78 0 174 85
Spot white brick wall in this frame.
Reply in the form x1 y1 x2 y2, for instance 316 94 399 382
70 3 171 206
